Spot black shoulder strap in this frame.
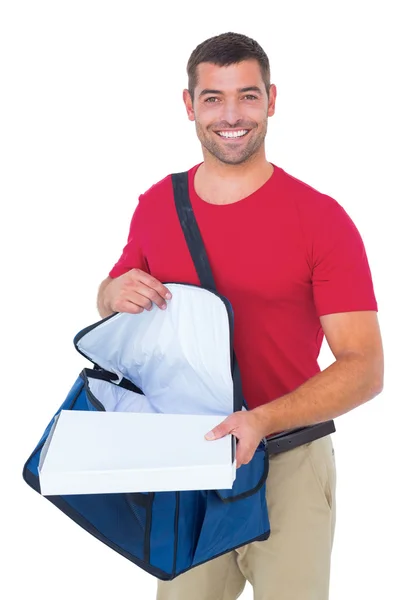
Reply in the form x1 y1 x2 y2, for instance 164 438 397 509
171 171 216 291
171 170 245 414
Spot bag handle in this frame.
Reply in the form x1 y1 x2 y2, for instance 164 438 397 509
215 443 269 503
171 171 217 291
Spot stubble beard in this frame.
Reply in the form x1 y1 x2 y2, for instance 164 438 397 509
195 118 268 166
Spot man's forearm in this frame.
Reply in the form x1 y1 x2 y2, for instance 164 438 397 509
254 353 384 436
97 277 113 318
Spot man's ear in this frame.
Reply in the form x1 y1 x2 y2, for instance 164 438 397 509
183 89 195 121
267 84 277 117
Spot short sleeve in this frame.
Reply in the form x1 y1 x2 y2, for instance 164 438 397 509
108 197 149 279
311 199 378 316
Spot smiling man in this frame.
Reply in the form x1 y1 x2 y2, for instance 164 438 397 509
97 32 384 600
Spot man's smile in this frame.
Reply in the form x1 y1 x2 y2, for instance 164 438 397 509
214 129 250 140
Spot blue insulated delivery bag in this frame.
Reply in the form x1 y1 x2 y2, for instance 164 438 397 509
23 172 271 580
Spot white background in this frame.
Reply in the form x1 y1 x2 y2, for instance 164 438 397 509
1 1 399 598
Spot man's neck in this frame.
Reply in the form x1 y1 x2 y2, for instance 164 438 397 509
194 153 274 206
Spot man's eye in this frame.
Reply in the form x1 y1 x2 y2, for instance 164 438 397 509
205 97 219 103
244 94 257 100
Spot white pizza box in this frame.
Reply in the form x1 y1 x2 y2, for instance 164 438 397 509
39 410 236 495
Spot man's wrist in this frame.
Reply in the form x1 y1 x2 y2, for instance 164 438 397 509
252 398 288 438
97 279 114 318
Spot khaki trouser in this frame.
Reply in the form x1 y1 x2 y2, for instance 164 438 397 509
157 435 336 600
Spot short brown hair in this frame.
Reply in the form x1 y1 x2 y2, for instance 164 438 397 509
186 32 271 99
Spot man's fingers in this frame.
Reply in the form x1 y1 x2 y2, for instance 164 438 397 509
235 440 254 468
204 412 260 469
112 299 145 314
132 270 172 302
205 416 234 441
108 269 173 314
119 280 166 310
129 283 166 309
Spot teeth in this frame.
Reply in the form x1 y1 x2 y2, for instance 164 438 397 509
217 129 248 138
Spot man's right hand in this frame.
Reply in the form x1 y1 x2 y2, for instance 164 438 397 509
99 269 172 317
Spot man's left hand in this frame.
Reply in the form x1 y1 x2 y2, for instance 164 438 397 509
205 410 267 468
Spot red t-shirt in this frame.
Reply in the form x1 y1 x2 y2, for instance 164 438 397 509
109 163 378 410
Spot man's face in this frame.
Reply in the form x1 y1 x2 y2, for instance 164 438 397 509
183 60 276 165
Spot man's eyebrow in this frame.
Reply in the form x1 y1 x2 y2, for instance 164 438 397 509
199 89 222 97
199 86 263 97
239 86 263 95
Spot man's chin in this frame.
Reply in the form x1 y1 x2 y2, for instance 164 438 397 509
211 148 254 165
217 156 250 166
202 135 264 166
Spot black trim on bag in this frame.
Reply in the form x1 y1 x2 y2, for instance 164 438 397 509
83 368 144 395
232 354 246 412
81 368 145 411
125 492 152 509
125 492 155 564
215 443 269 504
172 491 180 578
144 493 155 564
81 369 106 411
164 282 242 413
231 435 236 465
73 312 118 361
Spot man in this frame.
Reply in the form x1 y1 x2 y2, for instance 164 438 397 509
97 32 384 600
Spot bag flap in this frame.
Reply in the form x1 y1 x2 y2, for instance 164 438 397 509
74 284 236 416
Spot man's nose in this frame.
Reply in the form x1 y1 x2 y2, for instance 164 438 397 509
220 99 242 126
